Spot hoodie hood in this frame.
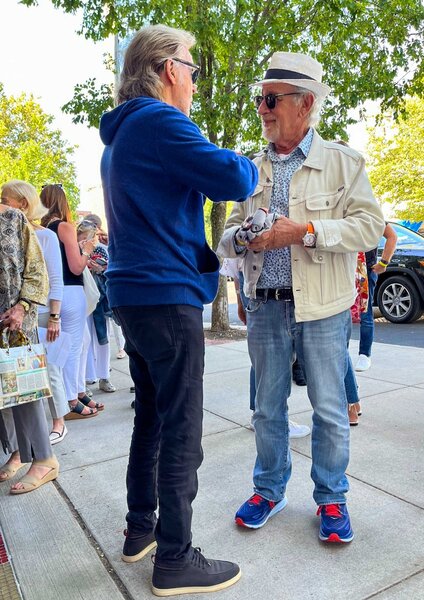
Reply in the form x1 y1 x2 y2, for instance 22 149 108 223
99 97 160 145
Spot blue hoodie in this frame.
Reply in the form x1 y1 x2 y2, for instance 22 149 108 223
100 97 258 309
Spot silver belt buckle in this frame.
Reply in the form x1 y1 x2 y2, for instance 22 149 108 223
275 289 282 301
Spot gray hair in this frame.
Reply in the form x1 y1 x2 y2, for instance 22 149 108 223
293 86 323 127
117 24 196 104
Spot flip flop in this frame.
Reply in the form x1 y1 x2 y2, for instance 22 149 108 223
78 394 105 411
10 457 59 495
0 462 28 482
64 400 98 420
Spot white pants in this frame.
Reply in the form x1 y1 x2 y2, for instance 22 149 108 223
110 318 125 350
38 312 68 419
60 286 86 401
85 316 111 381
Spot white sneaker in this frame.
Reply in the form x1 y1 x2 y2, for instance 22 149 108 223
248 414 255 431
289 420 311 439
99 379 116 393
355 354 371 372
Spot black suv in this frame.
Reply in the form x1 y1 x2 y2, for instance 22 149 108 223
374 222 424 323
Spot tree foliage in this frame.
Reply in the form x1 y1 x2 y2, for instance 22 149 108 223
0 84 79 211
367 96 424 221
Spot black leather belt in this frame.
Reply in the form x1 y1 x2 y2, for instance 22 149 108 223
256 287 294 301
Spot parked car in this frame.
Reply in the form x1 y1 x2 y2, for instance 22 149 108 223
374 222 424 323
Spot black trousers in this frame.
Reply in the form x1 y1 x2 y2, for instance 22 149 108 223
114 305 204 565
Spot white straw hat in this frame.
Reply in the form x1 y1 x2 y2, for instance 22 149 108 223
253 52 330 97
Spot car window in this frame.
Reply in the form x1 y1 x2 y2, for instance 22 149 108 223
378 224 424 250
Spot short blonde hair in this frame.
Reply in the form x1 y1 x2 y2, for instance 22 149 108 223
1 180 48 221
117 24 196 104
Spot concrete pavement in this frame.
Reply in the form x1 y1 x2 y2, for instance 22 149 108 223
0 333 423 600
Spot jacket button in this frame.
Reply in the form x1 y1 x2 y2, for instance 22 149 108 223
318 256 323 261
326 201 329 206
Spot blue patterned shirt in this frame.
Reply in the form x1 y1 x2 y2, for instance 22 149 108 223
257 128 314 289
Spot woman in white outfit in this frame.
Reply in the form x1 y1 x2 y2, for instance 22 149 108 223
40 185 99 419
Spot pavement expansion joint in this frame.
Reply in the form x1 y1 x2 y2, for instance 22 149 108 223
52 481 133 600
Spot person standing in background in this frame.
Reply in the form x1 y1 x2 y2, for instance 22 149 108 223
355 223 397 372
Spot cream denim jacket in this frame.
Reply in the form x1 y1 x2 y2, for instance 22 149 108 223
217 131 385 323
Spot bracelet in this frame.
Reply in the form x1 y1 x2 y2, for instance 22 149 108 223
378 260 388 268
82 251 90 258
48 316 61 322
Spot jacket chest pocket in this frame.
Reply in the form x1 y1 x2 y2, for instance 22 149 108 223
305 187 344 216
251 182 273 209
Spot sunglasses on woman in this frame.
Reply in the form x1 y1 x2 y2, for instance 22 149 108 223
254 92 301 110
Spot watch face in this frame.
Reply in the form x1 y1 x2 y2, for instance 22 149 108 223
303 232 316 247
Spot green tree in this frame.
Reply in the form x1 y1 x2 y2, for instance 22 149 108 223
22 0 424 328
0 84 79 211
367 96 424 220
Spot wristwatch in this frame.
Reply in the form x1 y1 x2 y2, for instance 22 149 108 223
18 299 31 313
302 222 317 248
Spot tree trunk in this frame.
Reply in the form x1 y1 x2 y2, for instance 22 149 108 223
210 201 229 331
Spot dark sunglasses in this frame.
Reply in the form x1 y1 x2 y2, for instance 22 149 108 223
171 57 200 84
254 92 301 110
41 183 63 189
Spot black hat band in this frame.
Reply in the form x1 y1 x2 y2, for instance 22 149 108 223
264 68 315 81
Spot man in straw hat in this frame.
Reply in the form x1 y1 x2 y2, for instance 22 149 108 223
218 52 384 543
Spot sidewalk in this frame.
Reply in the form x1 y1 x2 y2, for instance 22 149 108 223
1 335 423 600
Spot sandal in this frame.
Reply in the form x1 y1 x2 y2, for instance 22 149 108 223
10 456 59 495
0 461 28 482
64 400 98 420
49 425 68 445
78 394 105 411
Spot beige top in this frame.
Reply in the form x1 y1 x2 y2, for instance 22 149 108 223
217 131 385 323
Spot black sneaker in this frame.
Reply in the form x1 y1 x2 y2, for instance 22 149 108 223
152 547 241 597
292 360 307 386
122 528 157 563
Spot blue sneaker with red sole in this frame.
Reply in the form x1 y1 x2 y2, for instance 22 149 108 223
317 503 354 543
235 494 287 529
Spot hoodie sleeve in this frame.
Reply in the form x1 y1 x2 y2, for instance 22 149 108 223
154 106 258 203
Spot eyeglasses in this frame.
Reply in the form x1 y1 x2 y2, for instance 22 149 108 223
254 92 301 110
170 57 200 84
77 220 97 231
41 184 63 189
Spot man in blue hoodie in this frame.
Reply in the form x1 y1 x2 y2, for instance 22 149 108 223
100 24 257 597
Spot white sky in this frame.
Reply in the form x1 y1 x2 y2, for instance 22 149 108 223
1 0 369 210
1 0 113 209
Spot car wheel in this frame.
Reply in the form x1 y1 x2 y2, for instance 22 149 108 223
377 275 423 323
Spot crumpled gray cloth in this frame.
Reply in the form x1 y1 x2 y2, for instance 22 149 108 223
235 208 280 245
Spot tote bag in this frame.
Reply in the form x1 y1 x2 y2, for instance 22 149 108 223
83 267 100 316
0 330 52 410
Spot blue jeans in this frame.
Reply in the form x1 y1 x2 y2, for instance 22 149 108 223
345 356 359 404
359 270 378 357
247 298 351 505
